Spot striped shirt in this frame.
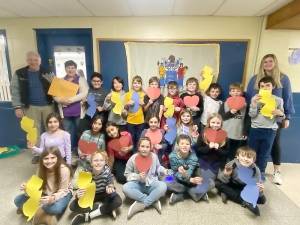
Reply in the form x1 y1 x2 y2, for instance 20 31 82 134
92 165 114 193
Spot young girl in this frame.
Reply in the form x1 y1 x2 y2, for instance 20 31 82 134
176 109 199 146
73 115 106 187
106 122 133 184
200 83 222 130
28 113 71 165
216 146 266 216
70 151 122 225
14 147 72 225
140 115 168 163
103 76 127 131
180 77 203 127
168 135 209 204
125 75 145 149
143 76 164 122
196 113 229 178
123 137 168 219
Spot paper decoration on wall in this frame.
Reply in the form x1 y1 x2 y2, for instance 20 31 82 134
183 95 199 108
288 48 300 65
164 97 175 118
78 139 98 155
237 166 259 207
86 94 97 118
146 87 161 100
48 77 79 98
164 117 177 144
145 129 163 145
23 175 43 221
111 91 124 115
129 91 140 113
258 89 276 119
204 128 227 144
135 155 153 173
199 66 213 92
226 96 246 110
77 171 96 209
20 116 38 145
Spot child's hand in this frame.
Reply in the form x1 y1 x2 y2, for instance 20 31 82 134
76 189 86 199
251 94 260 106
190 106 200 112
121 146 130 153
154 144 162 150
257 183 264 192
175 106 181 112
190 177 203 184
139 172 146 181
230 109 238 114
106 185 115 194
148 99 154 105
224 165 233 176
163 124 169 131
27 141 34 149
178 166 187 176
191 131 199 138
272 109 284 117
241 135 247 140
40 196 55 205
214 143 220 149
97 106 104 112
209 142 215 149
127 100 134 106
192 125 198 132
20 182 26 191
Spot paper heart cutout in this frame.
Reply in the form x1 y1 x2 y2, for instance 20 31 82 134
135 154 153 173
241 184 259 207
129 91 140 113
109 135 130 151
146 87 161 100
20 116 35 132
237 166 256 185
78 139 98 154
166 117 177 127
111 91 121 104
164 97 174 107
145 129 163 145
204 128 227 144
258 89 272 99
226 96 246 110
86 94 97 118
164 105 175 118
183 95 199 107
113 102 123 115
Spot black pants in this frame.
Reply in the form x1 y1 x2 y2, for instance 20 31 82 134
271 126 281 166
69 192 122 215
215 180 266 205
113 158 127 184
227 139 247 160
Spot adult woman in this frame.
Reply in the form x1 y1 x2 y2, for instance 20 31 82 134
246 54 295 185
54 60 88 153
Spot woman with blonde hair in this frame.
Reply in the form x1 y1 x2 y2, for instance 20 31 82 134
246 53 295 185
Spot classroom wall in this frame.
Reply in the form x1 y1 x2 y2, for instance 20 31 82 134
0 16 263 83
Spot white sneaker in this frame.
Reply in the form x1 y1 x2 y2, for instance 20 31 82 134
273 171 283 185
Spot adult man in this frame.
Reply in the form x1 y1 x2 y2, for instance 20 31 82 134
11 51 54 163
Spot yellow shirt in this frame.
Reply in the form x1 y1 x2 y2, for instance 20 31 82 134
125 90 145 124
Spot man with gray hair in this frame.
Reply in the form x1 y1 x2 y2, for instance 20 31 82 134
10 51 54 163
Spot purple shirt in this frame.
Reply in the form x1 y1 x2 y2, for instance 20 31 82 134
32 130 71 165
63 75 81 117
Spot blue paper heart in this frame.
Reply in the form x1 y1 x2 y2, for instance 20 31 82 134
165 129 177 144
241 184 259 207
129 91 140 113
166 117 176 127
86 94 97 118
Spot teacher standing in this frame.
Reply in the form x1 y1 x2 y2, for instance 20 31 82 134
246 53 295 185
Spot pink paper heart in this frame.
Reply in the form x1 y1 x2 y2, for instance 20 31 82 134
146 87 161 100
145 129 163 145
226 96 246 110
204 128 227 144
78 140 98 154
183 95 199 107
135 155 153 173
109 136 130 151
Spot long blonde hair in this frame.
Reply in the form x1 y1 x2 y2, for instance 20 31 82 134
255 54 282 90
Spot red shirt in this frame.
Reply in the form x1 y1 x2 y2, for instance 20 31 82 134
107 131 133 160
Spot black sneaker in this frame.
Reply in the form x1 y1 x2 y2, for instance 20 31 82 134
221 193 228 204
242 201 260 216
71 213 90 225
169 193 184 205
31 156 40 164
257 195 266 204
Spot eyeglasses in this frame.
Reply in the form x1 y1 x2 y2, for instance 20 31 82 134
92 80 102 83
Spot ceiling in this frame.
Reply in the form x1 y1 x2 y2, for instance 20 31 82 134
0 0 294 18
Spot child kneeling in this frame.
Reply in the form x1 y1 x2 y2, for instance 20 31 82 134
123 137 168 219
168 134 209 204
70 151 122 225
216 146 266 216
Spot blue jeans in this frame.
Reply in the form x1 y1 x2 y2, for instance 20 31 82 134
63 116 80 152
126 123 145 152
14 192 72 215
248 128 276 175
123 180 167 207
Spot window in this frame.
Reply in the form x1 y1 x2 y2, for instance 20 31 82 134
0 30 11 102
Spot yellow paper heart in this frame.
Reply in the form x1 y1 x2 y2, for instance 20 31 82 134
78 181 96 209
20 116 35 133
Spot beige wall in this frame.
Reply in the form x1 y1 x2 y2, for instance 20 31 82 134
0 16 262 87
257 18 300 92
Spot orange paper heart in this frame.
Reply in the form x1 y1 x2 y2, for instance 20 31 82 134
183 95 199 107
204 128 227 144
226 96 246 110
135 154 153 173
146 87 161 100
78 140 98 154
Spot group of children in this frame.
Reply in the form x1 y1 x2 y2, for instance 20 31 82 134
14 74 285 224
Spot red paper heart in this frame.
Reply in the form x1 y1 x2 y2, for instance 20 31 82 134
204 128 227 144
226 96 246 110
183 95 199 107
146 87 161 100
109 135 130 151
145 129 163 145
135 154 153 173
78 139 98 154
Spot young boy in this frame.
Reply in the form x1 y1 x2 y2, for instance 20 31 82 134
248 76 284 180
216 146 266 216
143 76 164 122
219 83 248 159
168 134 209 204
180 77 203 127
